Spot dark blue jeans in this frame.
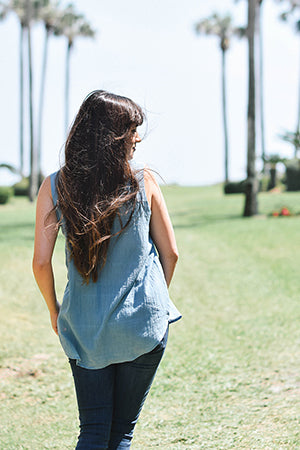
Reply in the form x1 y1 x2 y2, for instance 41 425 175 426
69 328 168 449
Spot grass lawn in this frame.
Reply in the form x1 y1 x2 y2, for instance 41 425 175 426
0 186 299 449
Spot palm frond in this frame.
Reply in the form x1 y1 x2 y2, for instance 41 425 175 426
0 163 22 175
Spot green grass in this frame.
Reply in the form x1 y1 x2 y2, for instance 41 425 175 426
0 187 299 449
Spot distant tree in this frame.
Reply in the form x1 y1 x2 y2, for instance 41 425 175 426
243 0 260 217
235 0 266 173
26 0 38 201
195 13 244 183
279 129 300 156
1 1 95 197
0 163 22 175
0 0 26 176
37 0 60 185
0 0 40 200
54 4 95 135
263 153 286 189
257 0 266 172
277 0 300 157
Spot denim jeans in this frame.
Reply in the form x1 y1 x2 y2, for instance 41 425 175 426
69 327 168 449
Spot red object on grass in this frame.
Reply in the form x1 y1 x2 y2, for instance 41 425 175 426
280 207 290 216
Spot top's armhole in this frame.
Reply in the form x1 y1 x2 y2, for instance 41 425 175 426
50 171 62 222
135 167 151 214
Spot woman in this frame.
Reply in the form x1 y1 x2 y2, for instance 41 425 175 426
33 90 181 449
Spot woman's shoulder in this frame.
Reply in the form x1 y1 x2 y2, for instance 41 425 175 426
37 174 52 198
131 161 157 188
131 162 155 209
38 171 60 206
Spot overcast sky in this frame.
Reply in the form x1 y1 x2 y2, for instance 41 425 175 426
0 0 299 185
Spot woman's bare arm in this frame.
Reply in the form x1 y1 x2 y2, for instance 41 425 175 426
144 169 178 287
32 176 60 335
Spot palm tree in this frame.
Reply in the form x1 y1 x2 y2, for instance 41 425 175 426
235 0 266 173
54 5 95 135
243 0 260 217
277 0 300 157
25 0 39 201
195 13 244 183
279 129 300 156
0 0 26 176
1 0 94 197
0 0 39 200
257 0 266 172
36 0 60 185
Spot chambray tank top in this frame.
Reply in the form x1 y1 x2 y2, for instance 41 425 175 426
50 167 181 369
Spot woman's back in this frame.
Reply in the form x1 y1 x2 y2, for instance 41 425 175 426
51 166 181 369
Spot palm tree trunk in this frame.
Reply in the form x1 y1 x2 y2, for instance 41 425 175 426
295 43 300 158
37 28 50 187
28 23 38 202
65 40 72 136
19 25 25 176
258 0 266 172
243 0 259 217
221 48 229 182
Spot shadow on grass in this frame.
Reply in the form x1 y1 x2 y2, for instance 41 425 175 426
0 210 247 234
172 210 244 229
0 222 34 242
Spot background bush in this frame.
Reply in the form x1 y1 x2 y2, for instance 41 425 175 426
284 159 300 191
0 186 13 204
224 175 282 195
13 177 29 196
224 180 247 194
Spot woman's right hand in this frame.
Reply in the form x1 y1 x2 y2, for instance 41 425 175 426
33 176 60 335
50 303 60 335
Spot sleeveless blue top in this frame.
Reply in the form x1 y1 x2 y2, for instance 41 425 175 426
50 167 181 369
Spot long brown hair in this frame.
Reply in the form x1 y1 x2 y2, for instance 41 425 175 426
55 90 144 283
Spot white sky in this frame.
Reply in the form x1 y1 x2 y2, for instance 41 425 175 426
0 0 299 186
